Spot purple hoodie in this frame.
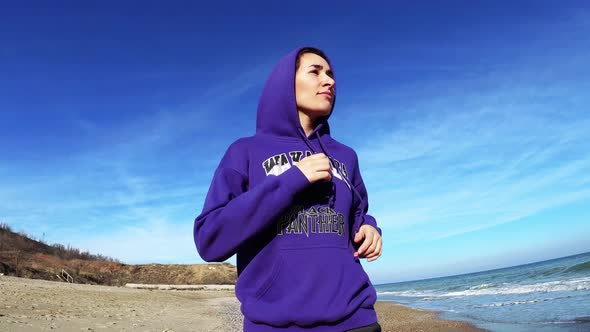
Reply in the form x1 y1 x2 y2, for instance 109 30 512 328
194 47 381 331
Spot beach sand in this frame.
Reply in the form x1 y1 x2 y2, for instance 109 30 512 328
374 302 485 332
0 275 485 331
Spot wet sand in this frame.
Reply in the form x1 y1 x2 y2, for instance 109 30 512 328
375 301 486 332
0 275 485 331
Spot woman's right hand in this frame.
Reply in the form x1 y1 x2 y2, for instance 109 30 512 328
295 153 332 183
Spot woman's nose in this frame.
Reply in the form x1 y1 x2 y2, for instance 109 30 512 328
322 75 335 88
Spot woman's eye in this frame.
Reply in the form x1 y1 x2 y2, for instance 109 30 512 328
309 70 319 75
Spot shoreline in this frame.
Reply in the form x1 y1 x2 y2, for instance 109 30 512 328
375 301 487 332
1 275 486 331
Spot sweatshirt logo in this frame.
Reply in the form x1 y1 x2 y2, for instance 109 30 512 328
277 205 345 237
262 150 349 183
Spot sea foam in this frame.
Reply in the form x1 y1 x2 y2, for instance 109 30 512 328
377 277 590 297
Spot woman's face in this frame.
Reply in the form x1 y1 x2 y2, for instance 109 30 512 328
295 53 335 120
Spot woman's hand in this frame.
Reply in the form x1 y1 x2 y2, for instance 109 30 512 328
353 225 382 262
295 153 332 183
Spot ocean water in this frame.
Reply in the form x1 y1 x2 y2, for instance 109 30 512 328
375 252 590 332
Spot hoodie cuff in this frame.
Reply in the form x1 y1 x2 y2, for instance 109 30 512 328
357 215 382 236
278 165 310 197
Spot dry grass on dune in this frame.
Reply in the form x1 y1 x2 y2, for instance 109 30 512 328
0 223 237 286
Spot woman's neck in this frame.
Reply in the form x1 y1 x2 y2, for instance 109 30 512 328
298 111 317 137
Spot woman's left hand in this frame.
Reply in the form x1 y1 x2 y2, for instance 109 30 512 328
353 225 382 262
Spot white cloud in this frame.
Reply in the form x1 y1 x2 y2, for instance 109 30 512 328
353 62 590 243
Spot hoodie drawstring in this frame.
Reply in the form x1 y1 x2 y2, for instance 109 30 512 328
297 125 335 208
297 123 366 218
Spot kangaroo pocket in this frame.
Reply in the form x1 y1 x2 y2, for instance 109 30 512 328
241 248 376 327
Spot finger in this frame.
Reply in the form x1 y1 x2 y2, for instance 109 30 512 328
368 251 382 262
320 171 332 181
366 237 378 255
315 158 331 169
366 240 381 259
353 229 365 243
375 238 382 256
367 242 381 260
317 164 332 173
357 234 373 256
367 254 381 262
367 232 379 252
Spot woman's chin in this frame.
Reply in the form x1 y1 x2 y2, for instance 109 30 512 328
312 111 332 121
299 107 333 121
314 107 333 117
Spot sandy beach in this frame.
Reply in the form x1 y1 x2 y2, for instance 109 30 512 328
0 275 485 332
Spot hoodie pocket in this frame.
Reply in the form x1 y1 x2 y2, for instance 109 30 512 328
236 252 282 303
242 248 376 326
254 255 283 299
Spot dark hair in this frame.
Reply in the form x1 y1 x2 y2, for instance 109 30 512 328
295 47 330 71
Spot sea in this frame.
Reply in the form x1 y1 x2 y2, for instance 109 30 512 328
375 251 590 332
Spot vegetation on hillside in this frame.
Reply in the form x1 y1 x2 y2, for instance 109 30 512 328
0 221 236 285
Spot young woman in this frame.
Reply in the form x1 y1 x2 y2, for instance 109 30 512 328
194 47 382 332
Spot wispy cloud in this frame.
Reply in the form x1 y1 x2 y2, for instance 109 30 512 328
354 59 590 243
1 65 269 261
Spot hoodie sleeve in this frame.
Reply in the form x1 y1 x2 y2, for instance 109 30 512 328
351 153 382 236
194 140 310 262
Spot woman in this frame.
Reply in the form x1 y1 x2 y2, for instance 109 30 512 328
194 47 383 331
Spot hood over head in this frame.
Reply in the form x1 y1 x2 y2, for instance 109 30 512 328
256 47 336 140
255 47 368 211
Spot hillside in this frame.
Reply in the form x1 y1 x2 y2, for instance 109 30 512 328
0 223 236 286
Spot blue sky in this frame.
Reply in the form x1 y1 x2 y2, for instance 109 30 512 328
1 1 589 284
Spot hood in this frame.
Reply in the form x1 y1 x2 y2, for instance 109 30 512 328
255 47 336 140
255 47 357 210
